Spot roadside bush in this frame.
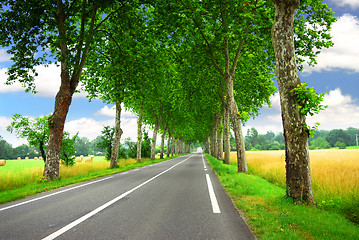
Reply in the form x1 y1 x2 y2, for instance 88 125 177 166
335 141 346 149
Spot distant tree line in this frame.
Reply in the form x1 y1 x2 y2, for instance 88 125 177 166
244 127 359 151
0 129 152 160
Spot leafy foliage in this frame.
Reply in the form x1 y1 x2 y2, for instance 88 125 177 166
291 82 327 116
61 132 77 166
97 126 114 161
7 114 50 161
290 82 327 137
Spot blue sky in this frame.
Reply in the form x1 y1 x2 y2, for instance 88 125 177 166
1 0 359 147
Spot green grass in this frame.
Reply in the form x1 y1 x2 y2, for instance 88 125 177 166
206 154 359 239
347 146 359 149
0 154 186 205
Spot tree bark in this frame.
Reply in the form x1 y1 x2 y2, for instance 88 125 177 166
110 103 123 168
160 118 168 159
136 107 143 163
44 82 74 179
203 137 209 154
272 0 315 204
226 73 248 172
185 142 190 153
217 111 223 160
171 136 176 157
211 119 218 158
179 138 185 154
223 103 231 164
166 132 171 158
39 140 46 163
151 115 161 160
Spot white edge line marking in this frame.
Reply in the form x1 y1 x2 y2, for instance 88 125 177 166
42 154 194 240
206 174 221 214
0 176 113 212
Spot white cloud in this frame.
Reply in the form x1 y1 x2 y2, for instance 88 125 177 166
332 0 359 9
269 92 281 110
307 88 359 129
64 116 140 142
0 116 11 131
95 105 137 118
304 14 359 73
0 116 28 147
244 88 359 136
0 64 87 98
95 105 115 117
0 49 11 63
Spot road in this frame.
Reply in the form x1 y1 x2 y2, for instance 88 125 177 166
0 153 254 240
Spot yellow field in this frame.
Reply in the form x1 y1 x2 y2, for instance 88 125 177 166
230 150 359 204
0 157 139 192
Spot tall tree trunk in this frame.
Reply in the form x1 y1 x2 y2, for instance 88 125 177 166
185 142 190 153
44 72 75 179
225 73 248 172
39 140 46 163
223 103 231 164
175 139 179 155
171 136 176 157
160 130 166 159
136 107 143 163
160 118 168 159
151 116 161 160
211 119 218 158
217 111 223 160
110 103 123 168
272 0 314 204
207 136 211 155
179 138 185 154
166 132 171 158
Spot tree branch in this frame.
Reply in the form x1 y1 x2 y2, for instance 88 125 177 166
192 18 224 78
94 3 126 31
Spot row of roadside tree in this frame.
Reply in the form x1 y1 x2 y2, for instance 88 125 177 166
0 0 336 204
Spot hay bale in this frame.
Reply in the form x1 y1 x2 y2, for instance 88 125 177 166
17 157 21 160
25 157 29 160
39 157 43 160
0 160 6 166
34 157 38 160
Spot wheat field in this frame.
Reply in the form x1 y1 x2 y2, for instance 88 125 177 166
0 157 140 192
230 150 359 205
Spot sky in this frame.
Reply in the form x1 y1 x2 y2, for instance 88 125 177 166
1 0 359 147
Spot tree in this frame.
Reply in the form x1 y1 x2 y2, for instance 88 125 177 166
61 132 77 166
334 141 346 149
97 126 115 161
141 131 151 158
124 138 137 159
271 0 335 204
7 114 50 162
310 137 330 150
0 136 15 159
326 129 351 147
0 1 126 179
74 136 92 156
154 0 277 172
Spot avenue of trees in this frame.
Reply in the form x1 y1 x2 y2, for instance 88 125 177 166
0 0 336 204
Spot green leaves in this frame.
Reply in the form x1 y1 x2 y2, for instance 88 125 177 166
290 82 327 117
291 82 327 137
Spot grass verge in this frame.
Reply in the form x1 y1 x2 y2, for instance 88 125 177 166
0 154 186 205
206 154 359 240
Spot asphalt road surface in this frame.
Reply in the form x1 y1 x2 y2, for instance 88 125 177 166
0 153 254 240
